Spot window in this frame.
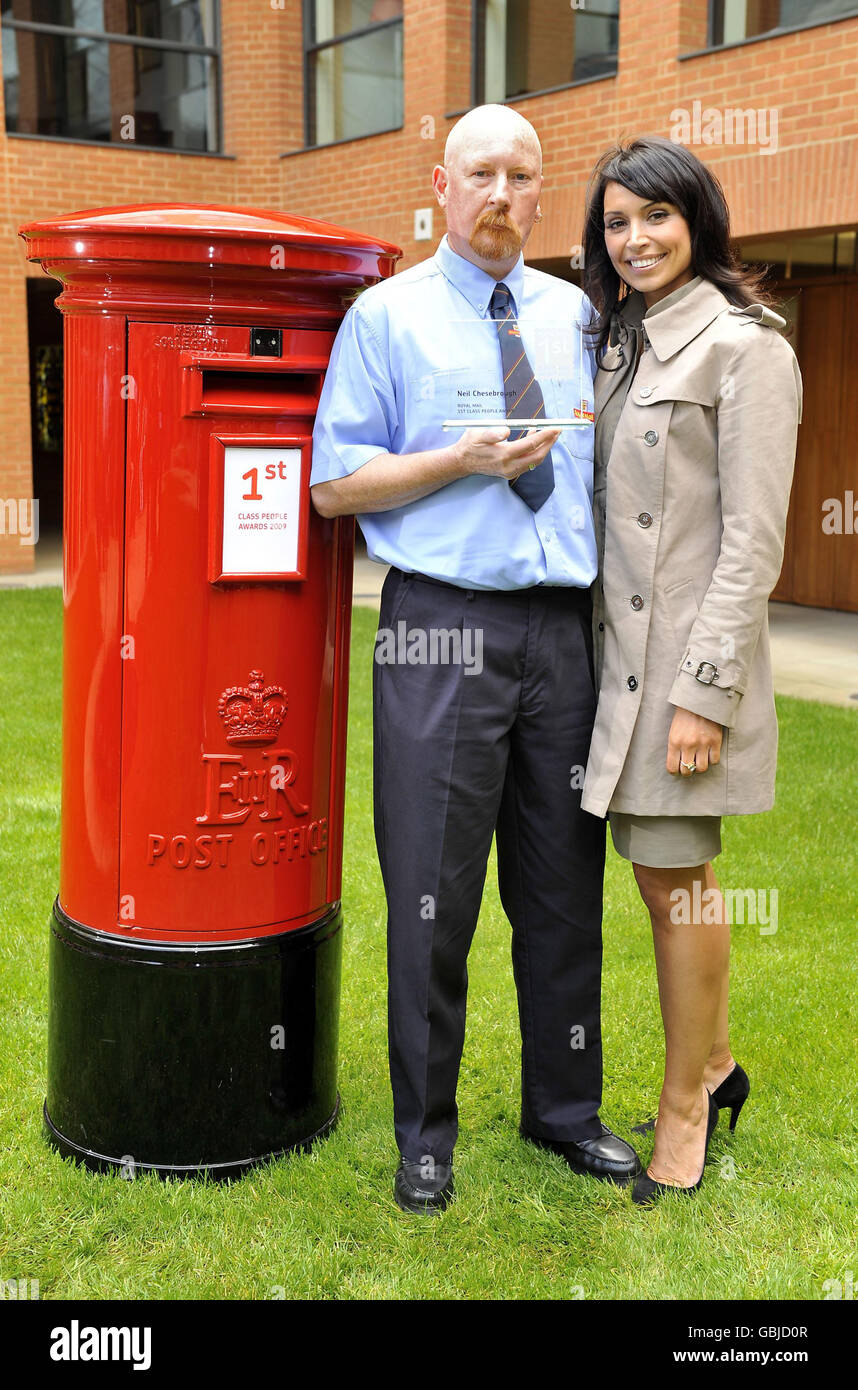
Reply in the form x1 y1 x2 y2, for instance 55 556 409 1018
739 231 858 279
1 1 220 152
710 0 858 46
304 0 403 148
475 0 619 104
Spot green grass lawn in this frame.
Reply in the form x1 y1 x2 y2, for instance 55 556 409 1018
1 589 856 1301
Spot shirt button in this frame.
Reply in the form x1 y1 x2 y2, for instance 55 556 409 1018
637 512 653 528
627 675 638 691
630 594 644 611
644 429 658 446
639 386 653 398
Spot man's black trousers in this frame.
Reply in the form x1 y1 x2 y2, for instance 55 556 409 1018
373 568 606 1162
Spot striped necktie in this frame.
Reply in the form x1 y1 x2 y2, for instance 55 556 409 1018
489 282 556 511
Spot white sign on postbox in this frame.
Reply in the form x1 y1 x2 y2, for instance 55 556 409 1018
221 446 302 577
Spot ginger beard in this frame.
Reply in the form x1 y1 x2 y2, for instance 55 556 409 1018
469 208 523 262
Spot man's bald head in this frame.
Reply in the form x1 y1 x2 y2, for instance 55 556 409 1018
432 105 544 275
444 105 543 172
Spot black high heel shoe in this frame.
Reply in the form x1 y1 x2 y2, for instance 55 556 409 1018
710 1062 750 1132
631 1092 718 1206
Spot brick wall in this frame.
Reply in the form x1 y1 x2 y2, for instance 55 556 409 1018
1 0 857 570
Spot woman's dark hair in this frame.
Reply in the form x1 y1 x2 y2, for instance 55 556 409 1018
582 135 775 358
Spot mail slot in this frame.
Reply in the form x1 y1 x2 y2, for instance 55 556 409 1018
187 358 328 416
19 204 401 1178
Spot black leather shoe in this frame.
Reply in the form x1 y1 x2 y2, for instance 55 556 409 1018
520 1123 642 1185
631 1092 719 1206
709 1061 750 1132
394 1155 454 1214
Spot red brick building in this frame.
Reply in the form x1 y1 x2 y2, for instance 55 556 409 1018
2 0 857 607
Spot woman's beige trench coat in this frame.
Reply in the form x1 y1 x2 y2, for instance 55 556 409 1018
581 276 803 820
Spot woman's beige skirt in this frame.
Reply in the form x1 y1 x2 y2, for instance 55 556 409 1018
608 812 722 868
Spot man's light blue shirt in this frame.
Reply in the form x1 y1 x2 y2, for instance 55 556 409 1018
310 234 597 590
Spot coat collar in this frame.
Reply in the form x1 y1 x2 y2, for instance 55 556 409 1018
596 278 726 417
618 277 730 362
616 278 788 362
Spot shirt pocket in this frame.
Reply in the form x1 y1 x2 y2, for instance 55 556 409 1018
540 370 594 429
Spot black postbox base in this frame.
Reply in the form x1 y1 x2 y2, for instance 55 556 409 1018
44 899 343 1180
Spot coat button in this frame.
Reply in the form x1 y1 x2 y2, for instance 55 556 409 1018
639 386 653 398
637 512 653 528
598 621 605 631
630 594 644 610
644 429 658 446
627 675 638 691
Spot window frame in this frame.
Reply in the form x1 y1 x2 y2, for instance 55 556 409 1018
0 2 223 155
697 0 858 56
470 0 620 107
302 0 404 150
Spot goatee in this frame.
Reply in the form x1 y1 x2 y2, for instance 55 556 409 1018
469 211 523 261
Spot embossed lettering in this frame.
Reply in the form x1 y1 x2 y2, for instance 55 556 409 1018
146 831 233 868
197 754 253 825
147 834 166 864
260 748 309 818
197 750 308 824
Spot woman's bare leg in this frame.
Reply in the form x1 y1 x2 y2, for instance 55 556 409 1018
701 864 736 1091
634 860 731 1186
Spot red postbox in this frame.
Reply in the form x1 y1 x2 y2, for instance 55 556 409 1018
19 205 400 1177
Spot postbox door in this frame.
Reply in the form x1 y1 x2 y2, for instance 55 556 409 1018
119 321 345 941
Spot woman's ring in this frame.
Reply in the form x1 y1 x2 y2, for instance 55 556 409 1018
680 759 696 773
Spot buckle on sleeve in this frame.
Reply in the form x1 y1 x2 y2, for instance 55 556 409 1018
694 661 719 685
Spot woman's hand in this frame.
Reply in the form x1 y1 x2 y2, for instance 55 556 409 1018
667 707 723 776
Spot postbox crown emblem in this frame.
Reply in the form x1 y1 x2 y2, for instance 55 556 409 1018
217 669 287 746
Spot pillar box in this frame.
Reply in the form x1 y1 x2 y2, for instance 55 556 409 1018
19 205 400 1178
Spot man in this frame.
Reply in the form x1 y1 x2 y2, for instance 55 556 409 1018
311 104 640 1212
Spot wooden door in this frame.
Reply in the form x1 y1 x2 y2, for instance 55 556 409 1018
773 280 858 612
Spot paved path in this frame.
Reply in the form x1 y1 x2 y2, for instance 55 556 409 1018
352 556 858 709
3 537 856 710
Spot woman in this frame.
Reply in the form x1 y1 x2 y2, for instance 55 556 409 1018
580 137 802 1204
